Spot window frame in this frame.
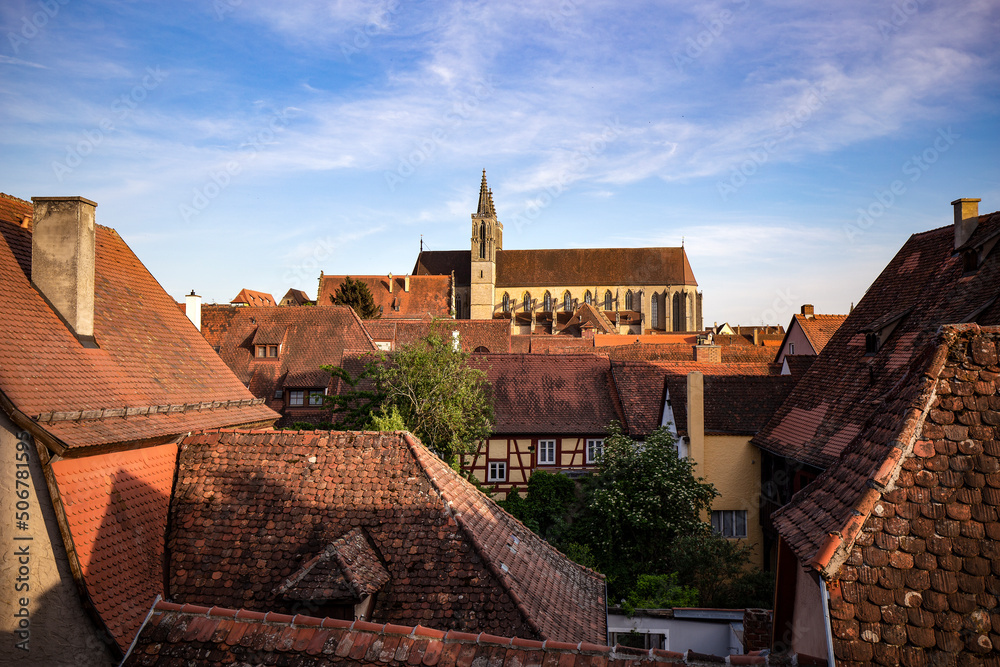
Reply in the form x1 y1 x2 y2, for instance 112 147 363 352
288 390 305 407
563 292 572 312
604 291 612 311
522 292 531 312
537 439 556 465
711 510 748 539
625 290 634 311
543 291 552 312
308 390 325 406
502 293 510 313
586 438 604 464
487 460 507 483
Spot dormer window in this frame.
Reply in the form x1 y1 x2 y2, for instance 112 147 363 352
255 345 278 358
863 307 911 356
865 333 880 355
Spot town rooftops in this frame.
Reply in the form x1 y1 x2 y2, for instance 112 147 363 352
318 273 453 319
754 208 1000 469
169 429 607 644
365 319 512 353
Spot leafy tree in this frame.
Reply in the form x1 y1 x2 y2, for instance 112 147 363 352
498 471 577 540
664 533 774 608
331 276 380 319
622 573 699 615
324 326 493 464
583 422 717 597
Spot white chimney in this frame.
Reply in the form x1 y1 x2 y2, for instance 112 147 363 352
31 196 98 347
953 198 981 249
186 290 202 331
388 272 393 293
404 274 410 292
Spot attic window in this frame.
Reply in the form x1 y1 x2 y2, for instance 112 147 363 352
255 345 278 358
865 333 880 355
963 249 978 274
863 307 911 356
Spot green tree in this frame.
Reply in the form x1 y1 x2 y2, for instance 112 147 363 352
498 471 577 540
583 422 717 597
664 533 774 608
622 573 700 614
331 276 380 319
325 326 493 464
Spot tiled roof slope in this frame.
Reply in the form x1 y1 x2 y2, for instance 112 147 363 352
231 288 276 306
610 361 669 438
794 313 848 355
199 305 377 411
0 191 32 229
603 342 777 364
413 249 472 285
661 371 797 437
0 219 277 451
319 274 452 319
169 430 606 644
124 601 753 667
773 325 1000 664
496 247 697 287
281 288 314 305
367 319 512 353
563 303 618 334
275 527 391 602
50 443 178 652
754 212 1000 469
468 354 623 434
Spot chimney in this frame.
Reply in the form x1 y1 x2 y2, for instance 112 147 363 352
952 198 981 249
388 272 393 293
686 371 705 468
186 290 202 331
801 304 815 318
404 274 410 292
693 343 721 363
31 196 98 347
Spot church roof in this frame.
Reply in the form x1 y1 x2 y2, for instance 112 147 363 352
496 247 697 288
413 250 471 284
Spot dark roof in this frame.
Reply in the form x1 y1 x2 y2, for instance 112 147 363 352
496 247 697 288
413 249 472 285
772 325 1000 661
0 219 277 452
280 288 314 305
200 304 377 411
562 303 617 334
602 342 777 364
319 274 452 319
274 527 390 603
169 430 606 643
124 600 740 667
754 212 1000 469
781 355 816 377
609 361 669 438
231 288 276 306
468 354 623 434
365 319 512 354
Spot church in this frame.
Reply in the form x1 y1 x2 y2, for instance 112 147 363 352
413 171 703 334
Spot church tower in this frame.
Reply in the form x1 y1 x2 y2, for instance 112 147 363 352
470 170 502 320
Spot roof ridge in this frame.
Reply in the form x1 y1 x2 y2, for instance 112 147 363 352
34 397 267 423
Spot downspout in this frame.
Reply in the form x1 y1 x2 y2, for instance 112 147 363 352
820 577 836 667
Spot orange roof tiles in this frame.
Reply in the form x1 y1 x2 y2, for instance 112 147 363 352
0 218 277 451
365 319 512 353
169 430 606 644
124 600 750 667
230 288 276 306
755 211 1000 469
318 274 452 319
51 443 178 652
0 191 32 229
792 313 847 354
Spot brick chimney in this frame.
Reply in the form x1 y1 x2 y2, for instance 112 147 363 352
694 343 721 363
801 304 815 318
31 196 98 347
952 198 980 249
185 290 202 331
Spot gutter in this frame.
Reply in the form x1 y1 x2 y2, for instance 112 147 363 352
820 578 836 667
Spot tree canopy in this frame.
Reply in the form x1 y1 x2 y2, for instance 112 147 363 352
331 276 380 319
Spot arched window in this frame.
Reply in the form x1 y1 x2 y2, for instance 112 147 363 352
584 290 592 305
479 222 486 259
502 292 510 313
563 291 572 312
543 291 552 312
625 290 634 311
651 294 658 329
604 291 612 311
522 292 531 312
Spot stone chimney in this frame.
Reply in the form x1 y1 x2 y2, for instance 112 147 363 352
686 372 705 468
31 196 98 347
952 198 981 249
404 274 410 292
801 304 815 318
186 290 202 331
388 272 393 293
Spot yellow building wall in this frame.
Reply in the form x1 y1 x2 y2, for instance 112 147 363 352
703 434 764 569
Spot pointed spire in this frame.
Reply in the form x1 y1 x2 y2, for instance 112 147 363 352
477 169 492 217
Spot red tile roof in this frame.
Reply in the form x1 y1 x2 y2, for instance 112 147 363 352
125 600 746 667
280 288 314 305
275 527 391 602
562 303 618 334
413 249 471 284
199 304 377 417
365 319 512 353
772 325 1000 661
50 443 178 652
754 212 1000 469
0 191 32 229
791 313 847 354
230 288 276 306
601 342 778 364
169 430 606 644
468 354 624 434
319 274 453 319
0 219 277 452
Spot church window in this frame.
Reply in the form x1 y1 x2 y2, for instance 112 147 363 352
604 291 612 311
522 292 531 312
651 294 658 329
584 291 592 305
479 222 486 259
625 290 634 311
502 293 510 313
563 292 572 312
456 296 463 318
543 291 552 312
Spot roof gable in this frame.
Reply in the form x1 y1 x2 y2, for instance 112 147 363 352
318 274 452 319
230 288 275 306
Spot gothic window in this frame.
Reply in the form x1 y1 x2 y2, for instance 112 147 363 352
563 291 572 312
522 292 531 312
651 294 659 329
502 292 510 313
479 222 486 259
625 290 634 311
604 291 612 311
543 291 552 311
584 291 592 305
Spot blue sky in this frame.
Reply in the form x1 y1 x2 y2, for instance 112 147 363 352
2 0 998 326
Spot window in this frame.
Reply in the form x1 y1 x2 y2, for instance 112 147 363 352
289 390 305 406
502 293 510 313
651 294 658 329
308 391 324 406
522 292 531 312
584 291 592 305
586 438 604 464
255 345 278 358
537 439 556 465
543 291 552 312
488 461 507 482
625 290 634 311
789 342 795 355
479 222 486 259
273 388 283 399
711 510 747 538
604 291 612 311
563 292 572 312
